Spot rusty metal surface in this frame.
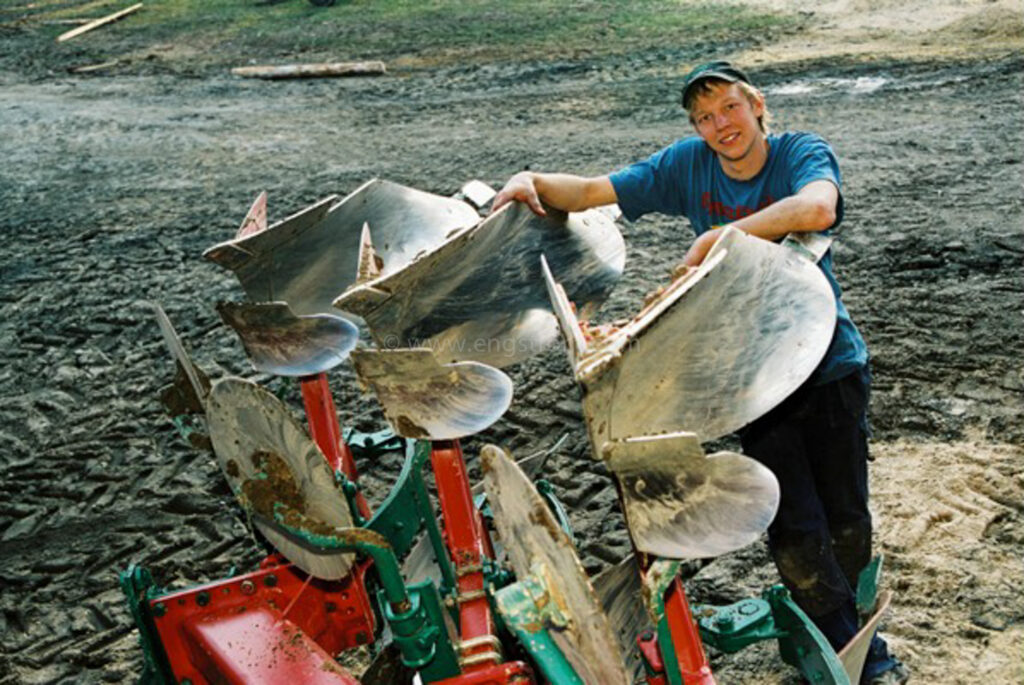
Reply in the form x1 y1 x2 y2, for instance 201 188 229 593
602 432 779 559
349 348 512 440
217 301 358 377
205 377 355 580
481 445 630 685
203 179 481 317
547 226 837 445
334 201 625 368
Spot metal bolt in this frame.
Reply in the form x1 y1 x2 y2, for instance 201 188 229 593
196 591 210 607
264 574 278 587
152 602 167 618
240 580 256 596
639 629 654 642
180 679 193 685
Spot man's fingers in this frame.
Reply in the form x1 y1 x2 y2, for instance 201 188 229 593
490 173 546 216
490 192 511 214
489 191 545 217
526 191 547 216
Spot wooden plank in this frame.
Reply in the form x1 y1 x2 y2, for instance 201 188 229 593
68 59 120 73
56 3 142 43
231 61 386 80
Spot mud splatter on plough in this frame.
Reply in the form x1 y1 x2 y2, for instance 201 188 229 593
122 180 888 684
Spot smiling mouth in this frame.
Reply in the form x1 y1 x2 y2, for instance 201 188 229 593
719 132 741 145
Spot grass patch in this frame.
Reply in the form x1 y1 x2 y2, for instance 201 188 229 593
1 0 797 77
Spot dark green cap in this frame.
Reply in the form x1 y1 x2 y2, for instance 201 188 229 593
681 60 752 109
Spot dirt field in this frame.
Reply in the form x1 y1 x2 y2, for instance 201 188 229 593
1 1 1022 683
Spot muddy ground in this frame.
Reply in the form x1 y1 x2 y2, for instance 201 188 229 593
1 3 1022 684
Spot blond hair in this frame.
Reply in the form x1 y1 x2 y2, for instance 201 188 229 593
684 79 772 133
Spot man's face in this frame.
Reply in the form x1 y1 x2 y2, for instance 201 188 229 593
690 81 765 163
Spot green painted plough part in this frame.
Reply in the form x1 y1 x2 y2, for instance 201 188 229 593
693 556 886 685
120 436 472 683
126 367 892 685
364 438 457 597
856 555 883 619
256 438 464 682
696 586 848 684
120 565 173 685
493 567 585 685
343 426 407 459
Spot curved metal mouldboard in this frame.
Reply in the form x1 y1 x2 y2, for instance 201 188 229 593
603 432 779 560
349 348 513 440
151 302 209 404
545 226 837 445
482 445 631 685
592 555 646 679
334 201 626 368
217 301 359 377
203 179 481 318
205 377 355 580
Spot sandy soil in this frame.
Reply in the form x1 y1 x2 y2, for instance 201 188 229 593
0 1 1021 683
733 0 1024 64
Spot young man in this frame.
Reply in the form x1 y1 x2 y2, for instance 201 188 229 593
492 61 908 684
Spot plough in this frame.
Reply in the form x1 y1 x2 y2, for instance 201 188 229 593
122 179 889 685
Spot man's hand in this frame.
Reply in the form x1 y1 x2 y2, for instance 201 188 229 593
492 173 617 217
492 172 546 216
681 227 724 267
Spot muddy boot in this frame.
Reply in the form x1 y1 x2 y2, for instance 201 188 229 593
861 636 909 684
864 659 910 684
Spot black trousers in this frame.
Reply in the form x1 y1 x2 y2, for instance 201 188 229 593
739 366 873 638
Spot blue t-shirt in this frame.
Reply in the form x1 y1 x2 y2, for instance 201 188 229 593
609 132 867 385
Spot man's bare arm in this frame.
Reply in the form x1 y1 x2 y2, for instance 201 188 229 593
491 172 617 216
681 179 838 266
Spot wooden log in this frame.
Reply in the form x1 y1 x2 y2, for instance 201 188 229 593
56 2 142 42
231 61 386 80
68 59 120 73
